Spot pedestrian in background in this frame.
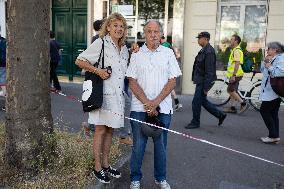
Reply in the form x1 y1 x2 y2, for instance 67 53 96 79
75 13 129 184
185 31 226 129
160 36 183 111
118 41 141 146
224 34 247 114
127 20 182 189
91 19 103 43
259 42 284 144
0 34 6 111
50 31 62 92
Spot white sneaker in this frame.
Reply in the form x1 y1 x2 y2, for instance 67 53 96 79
155 180 171 189
260 137 280 144
238 102 248 114
130 181 140 189
174 103 182 111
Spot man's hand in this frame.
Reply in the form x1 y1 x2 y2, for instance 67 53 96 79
146 108 159 117
203 90 208 95
143 99 160 114
229 76 236 83
144 101 159 117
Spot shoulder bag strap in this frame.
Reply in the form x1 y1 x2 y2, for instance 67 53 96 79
101 39 104 68
94 38 104 68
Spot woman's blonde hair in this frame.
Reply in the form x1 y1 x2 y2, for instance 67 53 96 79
99 13 128 47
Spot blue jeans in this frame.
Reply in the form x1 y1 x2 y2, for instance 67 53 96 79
191 84 223 126
130 111 171 182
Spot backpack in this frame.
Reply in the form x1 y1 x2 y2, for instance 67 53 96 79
241 52 253 73
234 47 253 73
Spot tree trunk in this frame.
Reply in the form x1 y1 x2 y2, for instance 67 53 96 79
5 0 54 174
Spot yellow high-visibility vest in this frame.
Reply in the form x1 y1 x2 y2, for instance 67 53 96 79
226 45 244 77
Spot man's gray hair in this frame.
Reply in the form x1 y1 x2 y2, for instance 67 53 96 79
143 20 163 34
267 41 284 54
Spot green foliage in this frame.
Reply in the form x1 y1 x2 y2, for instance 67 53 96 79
216 46 231 70
240 41 247 51
28 131 57 172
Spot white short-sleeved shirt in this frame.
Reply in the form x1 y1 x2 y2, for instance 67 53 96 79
77 35 129 128
126 44 182 114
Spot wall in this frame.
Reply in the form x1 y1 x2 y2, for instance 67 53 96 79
88 0 104 46
50 0 52 31
87 0 93 46
266 0 284 44
0 0 6 37
182 0 218 94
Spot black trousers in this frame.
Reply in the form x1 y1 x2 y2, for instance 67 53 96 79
50 61 61 90
260 98 282 138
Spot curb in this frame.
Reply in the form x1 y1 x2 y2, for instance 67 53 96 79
85 144 132 189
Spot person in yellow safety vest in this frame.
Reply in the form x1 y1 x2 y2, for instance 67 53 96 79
224 34 248 114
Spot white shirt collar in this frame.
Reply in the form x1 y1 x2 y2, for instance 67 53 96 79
141 44 162 52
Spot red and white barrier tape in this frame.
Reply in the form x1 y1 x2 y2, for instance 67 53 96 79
51 90 284 168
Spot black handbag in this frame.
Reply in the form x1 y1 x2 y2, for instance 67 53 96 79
82 39 104 112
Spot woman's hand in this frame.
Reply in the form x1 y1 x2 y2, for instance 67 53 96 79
96 68 111 80
265 63 272 69
130 43 140 53
264 55 273 69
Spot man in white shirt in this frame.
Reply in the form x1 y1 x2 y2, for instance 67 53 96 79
126 21 182 189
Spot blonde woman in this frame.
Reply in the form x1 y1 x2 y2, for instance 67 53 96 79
75 13 128 183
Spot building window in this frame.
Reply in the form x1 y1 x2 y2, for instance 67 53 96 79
215 0 268 70
108 0 183 46
103 1 109 19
